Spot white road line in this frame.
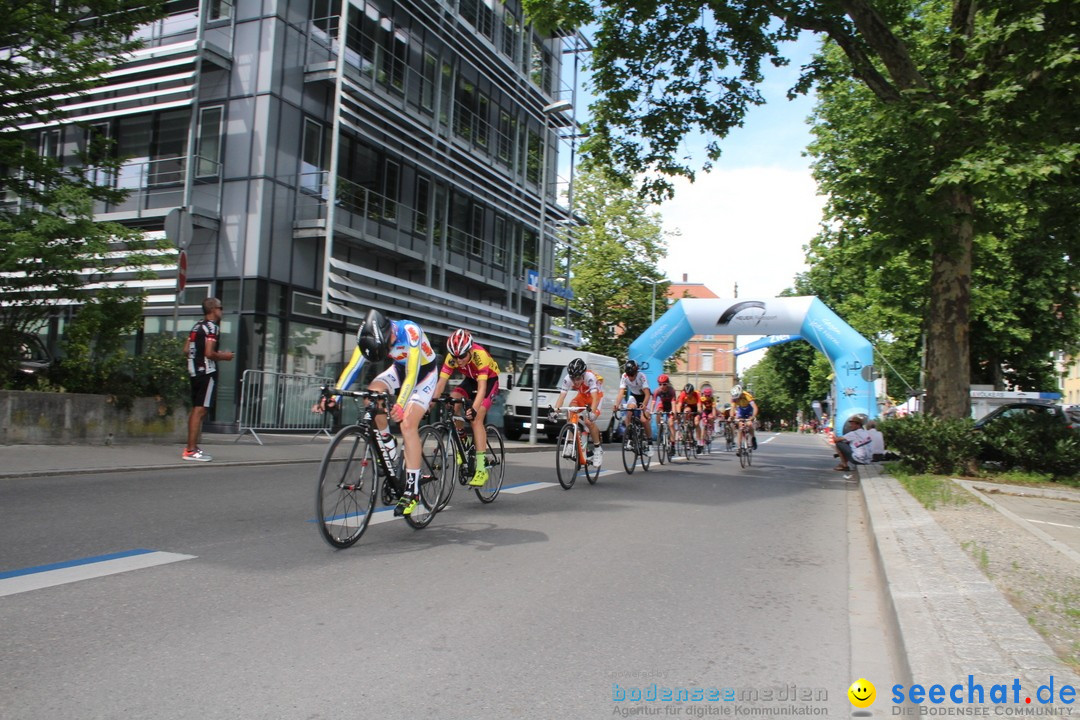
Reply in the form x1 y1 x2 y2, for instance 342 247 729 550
1026 519 1080 530
0 550 196 598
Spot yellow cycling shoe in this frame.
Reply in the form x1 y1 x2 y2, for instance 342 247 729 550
394 492 419 516
468 467 489 487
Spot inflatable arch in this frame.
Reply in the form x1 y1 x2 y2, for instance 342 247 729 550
626 297 876 429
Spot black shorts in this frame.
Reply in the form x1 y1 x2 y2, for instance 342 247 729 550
190 372 217 408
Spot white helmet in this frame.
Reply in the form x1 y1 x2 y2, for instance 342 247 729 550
730 385 742 398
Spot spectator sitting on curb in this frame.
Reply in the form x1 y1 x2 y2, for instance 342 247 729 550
834 415 873 471
866 420 886 462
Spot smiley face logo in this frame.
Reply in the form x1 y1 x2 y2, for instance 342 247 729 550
848 678 876 708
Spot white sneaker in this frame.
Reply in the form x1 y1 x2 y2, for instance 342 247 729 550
646 445 654 458
182 448 212 462
591 446 604 467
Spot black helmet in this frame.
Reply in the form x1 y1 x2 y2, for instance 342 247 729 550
567 358 587 378
684 383 695 394
357 308 392 361
623 360 638 375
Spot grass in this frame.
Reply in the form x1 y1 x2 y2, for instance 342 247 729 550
890 466 972 510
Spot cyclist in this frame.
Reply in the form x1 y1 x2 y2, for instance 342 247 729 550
675 383 702 450
650 373 678 456
718 403 736 449
432 329 499 487
549 357 604 467
333 308 439 517
612 360 653 456
699 385 717 452
730 384 759 451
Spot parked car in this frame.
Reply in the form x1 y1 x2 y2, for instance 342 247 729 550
973 401 1079 468
12 332 53 376
973 402 1078 432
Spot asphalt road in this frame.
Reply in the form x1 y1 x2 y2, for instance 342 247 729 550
0 434 894 719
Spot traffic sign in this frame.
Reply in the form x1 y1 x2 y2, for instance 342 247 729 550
177 250 188 292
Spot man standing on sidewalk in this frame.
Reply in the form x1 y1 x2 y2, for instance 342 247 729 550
183 297 234 462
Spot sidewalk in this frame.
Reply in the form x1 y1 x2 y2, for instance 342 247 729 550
0 432 549 478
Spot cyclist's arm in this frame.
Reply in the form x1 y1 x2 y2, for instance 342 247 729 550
335 346 367 394
552 391 567 412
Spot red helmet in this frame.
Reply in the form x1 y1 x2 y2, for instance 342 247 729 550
447 329 473 359
657 374 669 383
703 386 713 396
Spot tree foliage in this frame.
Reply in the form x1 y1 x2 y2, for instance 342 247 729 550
0 0 166 380
524 0 1080 418
569 166 670 360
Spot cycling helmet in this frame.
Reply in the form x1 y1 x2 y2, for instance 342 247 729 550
730 384 743 398
567 358 587 378
357 308 392 361
446 328 473 359
703 386 713 396
657 374 670 384
623 360 638 376
684 383 695 394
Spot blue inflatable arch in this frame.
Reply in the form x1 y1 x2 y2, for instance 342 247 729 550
626 297 876 429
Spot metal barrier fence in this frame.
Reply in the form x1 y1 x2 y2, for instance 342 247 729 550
235 369 335 445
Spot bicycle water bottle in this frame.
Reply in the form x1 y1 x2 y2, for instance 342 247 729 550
379 431 399 465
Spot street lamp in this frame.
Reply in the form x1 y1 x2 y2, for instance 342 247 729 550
529 99 573 445
647 277 666 325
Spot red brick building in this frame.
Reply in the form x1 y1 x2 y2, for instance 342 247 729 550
663 276 737 394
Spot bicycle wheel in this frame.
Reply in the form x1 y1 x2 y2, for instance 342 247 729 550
656 424 668 465
639 427 652 472
621 422 637 474
474 424 506 503
404 426 449 529
584 431 599 484
315 426 379 549
555 424 579 490
738 435 749 468
431 427 460 512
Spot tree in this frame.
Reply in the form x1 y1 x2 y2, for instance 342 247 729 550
523 0 1080 418
0 0 165 382
569 166 670 360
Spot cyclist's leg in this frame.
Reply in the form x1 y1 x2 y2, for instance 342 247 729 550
468 378 499 486
395 368 438 514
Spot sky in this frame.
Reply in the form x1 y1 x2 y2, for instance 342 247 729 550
651 36 826 371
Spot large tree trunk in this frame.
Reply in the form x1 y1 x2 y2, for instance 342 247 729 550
923 187 974 419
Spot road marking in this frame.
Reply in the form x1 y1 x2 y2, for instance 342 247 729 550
0 549 196 598
1026 519 1080 530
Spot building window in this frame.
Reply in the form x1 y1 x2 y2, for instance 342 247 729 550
497 110 512 165
526 129 541 185
421 52 437 112
470 204 484 257
382 159 399 222
475 93 490 150
300 119 327 195
702 352 714 372
196 106 223 178
414 175 430 235
440 61 453 127
501 11 519 61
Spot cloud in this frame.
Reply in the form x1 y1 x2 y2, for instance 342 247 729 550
657 167 826 299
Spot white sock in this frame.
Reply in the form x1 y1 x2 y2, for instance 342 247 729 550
405 468 419 494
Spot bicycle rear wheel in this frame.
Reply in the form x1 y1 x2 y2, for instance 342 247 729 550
315 426 379 549
432 427 458 513
404 426 449 528
621 422 637 474
555 424 579 489
474 424 506 503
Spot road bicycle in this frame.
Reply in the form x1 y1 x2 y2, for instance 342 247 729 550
676 412 699 460
617 406 651 474
654 411 671 465
314 389 450 549
425 395 506 511
552 406 598 489
700 414 715 454
736 419 754 468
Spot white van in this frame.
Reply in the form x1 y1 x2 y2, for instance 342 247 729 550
503 348 620 442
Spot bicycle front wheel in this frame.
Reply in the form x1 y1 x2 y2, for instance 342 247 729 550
656 425 668 465
621 423 637 474
432 426 457 512
315 426 379 549
639 430 652 472
555 424 579 490
738 437 749 468
474 424 506 503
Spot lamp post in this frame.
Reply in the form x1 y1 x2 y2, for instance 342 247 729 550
647 277 665 325
529 99 573 445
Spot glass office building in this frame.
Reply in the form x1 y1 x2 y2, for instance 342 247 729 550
7 0 580 427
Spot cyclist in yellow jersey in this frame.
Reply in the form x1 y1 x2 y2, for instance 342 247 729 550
323 309 439 517
433 329 500 487
730 384 759 452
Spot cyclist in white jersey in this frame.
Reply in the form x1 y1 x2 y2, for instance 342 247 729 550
612 360 653 456
549 357 605 467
